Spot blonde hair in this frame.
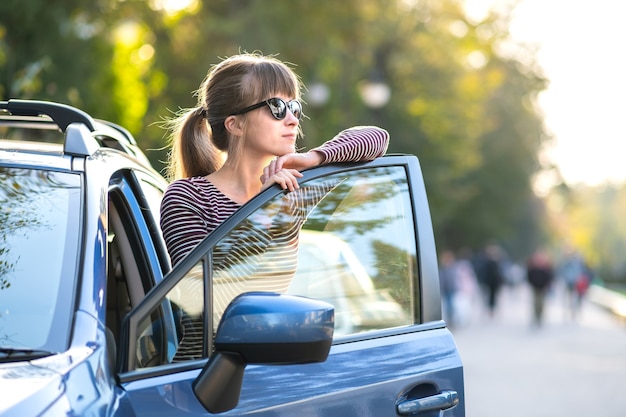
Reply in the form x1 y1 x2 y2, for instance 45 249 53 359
164 52 303 180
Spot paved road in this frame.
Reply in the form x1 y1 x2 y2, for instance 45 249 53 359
451 283 626 417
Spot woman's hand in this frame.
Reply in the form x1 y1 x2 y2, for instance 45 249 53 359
260 154 303 192
259 151 324 192
260 166 303 192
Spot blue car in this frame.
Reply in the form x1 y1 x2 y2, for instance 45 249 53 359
0 100 464 416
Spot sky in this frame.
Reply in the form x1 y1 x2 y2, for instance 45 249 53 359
465 0 626 186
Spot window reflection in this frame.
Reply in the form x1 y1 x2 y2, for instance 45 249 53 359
149 166 420 365
295 167 416 335
0 168 80 350
212 166 417 337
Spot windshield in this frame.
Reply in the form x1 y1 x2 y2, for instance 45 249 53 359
0 167 81 353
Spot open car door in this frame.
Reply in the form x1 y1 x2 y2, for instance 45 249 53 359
117 155 465 416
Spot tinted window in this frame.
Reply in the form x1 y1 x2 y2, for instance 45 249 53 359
212 166 417 336
130 260 205 369
0 168 81 351
128 166 418 368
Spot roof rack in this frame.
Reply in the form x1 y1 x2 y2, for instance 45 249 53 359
0 99 142 158
0 99 96 132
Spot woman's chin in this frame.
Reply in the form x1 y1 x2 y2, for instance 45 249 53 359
279 145 296 155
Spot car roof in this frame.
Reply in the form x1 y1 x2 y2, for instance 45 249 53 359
0 140 74 171
0 99 154 170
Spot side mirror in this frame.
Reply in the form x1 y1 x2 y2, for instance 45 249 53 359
193 292 334 413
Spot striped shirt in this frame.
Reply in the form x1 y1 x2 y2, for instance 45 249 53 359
159 126 389 361
160 126 389 267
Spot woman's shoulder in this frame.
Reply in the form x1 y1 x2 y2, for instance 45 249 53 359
165 176 212 194
162 176 238 208
162 176 215 204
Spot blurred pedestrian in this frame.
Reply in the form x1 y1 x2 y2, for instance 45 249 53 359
526 249 554 327
439 250 459 327
453 249 480 327
481 244 504 318
558 246 589 319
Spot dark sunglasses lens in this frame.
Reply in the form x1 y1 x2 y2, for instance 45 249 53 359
267 98 287 119
288 100 302 120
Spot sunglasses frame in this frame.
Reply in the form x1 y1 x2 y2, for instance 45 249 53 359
232 97 303 120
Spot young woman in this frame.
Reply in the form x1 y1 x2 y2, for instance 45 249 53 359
160 53 390 267
159 52 389 361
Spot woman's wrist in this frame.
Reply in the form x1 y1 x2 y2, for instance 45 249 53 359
307 150 325 167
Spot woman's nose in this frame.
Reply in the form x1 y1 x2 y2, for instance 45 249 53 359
285 109 299 125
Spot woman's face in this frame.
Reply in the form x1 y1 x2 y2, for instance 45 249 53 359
242 95 300 158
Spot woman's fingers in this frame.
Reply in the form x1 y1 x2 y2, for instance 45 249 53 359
260 168 303 191
261 158 282 182
273 169 303 191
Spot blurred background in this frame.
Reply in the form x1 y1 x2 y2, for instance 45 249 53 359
1 0 625 292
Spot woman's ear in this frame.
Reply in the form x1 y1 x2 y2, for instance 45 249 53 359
224 115 244 136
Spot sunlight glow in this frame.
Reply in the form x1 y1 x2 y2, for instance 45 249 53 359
151 0 198 14
113 21 141 45
464 0 626 186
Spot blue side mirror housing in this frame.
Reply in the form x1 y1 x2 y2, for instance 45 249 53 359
193 292 334 413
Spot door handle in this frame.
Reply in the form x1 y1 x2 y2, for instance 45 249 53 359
396 390 459 414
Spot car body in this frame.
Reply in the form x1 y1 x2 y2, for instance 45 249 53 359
0 99 465 416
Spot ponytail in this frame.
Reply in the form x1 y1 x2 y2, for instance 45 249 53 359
165 107 223 181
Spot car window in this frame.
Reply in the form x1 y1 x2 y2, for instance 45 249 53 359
211 166 417 337
106 173 167 346
0 167 81 352
129 260 206 369
292 167 416 335
126 165 418 369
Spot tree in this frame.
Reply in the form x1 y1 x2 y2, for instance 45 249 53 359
1 1 115 107
1 0 551 261
548 183 626 283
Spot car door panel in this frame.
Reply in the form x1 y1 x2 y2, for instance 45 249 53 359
233 327 462 416
120 156 465 416
122 327 462 416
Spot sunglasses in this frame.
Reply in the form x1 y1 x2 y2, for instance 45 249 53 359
232 97 303 120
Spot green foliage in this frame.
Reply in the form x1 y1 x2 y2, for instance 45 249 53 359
0 0 551 261
549 184 626 283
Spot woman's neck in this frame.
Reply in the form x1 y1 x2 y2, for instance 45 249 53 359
207 155 273 204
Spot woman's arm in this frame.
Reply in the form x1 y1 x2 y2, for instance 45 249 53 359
311 125 390 164
262 126 388 192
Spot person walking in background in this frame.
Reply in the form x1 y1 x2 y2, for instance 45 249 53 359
453 249 480 327
479 244 504 318
439 250 459 327
558 246 589 319
526 249 554 327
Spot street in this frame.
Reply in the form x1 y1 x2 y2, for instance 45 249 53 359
451 282 626 417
